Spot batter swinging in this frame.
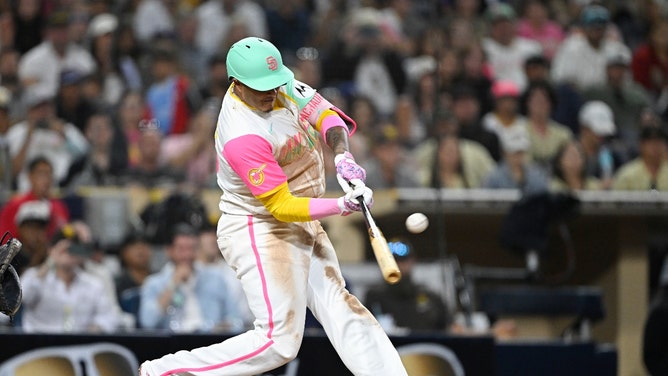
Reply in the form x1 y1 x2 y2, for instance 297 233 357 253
139 37 407 376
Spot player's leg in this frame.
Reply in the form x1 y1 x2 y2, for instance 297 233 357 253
306 222 408 376
140 216 310 376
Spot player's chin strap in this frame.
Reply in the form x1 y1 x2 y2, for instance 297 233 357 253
0 232 23 322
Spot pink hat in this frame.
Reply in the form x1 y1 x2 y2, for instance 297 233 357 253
491 80 520 98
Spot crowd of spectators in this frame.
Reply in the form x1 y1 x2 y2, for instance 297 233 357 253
0 0 666 336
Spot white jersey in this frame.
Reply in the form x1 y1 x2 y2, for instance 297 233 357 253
214 80 326 217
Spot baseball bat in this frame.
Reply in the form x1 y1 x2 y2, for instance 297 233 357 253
358 199 402 284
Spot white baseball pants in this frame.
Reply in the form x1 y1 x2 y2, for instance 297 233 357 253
141 214 407 376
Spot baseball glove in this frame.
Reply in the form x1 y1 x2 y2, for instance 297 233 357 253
0 236 23 317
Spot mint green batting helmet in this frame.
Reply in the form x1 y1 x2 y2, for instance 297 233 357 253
226 37 294 91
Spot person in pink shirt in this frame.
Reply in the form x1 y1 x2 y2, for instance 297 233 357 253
516 0 565 60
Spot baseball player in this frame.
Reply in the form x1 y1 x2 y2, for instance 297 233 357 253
139 37 407 375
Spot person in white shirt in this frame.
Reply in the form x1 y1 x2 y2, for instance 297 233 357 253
482 3 542 91
195 0 268 59
20 223 121 333
17 10 96 99
6 88 88 192
551 4 631 92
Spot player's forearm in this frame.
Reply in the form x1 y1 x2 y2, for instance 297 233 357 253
257 182 341 222
326 125 350 156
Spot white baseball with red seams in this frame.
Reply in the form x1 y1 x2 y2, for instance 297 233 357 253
405 213 429 234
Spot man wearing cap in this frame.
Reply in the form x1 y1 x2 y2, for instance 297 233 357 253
18 9 96 99
551 4 631 91
577 100 619 188
613 126 668 191
482 2 542 91
583 50 652 156
11 200 50 276
0 156 69 240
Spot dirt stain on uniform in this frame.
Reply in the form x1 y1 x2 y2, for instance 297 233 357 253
324 266 373 318
313 240 327 259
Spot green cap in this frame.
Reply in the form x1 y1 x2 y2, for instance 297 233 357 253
226 37 294 91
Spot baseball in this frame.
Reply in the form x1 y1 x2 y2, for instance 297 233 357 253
405 213 429 234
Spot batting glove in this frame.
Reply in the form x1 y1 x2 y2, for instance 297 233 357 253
335 152 366 191
337 185 373 215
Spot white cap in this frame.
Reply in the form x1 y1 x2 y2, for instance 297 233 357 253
500 127 530 153
15 200 51 225
88 13 118 38
579 101 616 137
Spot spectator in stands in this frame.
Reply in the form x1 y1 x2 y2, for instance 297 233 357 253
417 130 496 190
18 9 97 99
577 101 619 189
113 20 143 94
160 107 217 188
132 0 176 44
516 0 565 60
11 200 51 275
115 232 153 327
194 0 267 59
174 12 207 89
631 19 668 102
11 0 43 55
199 53 229 104
365 238 449 333
482 80 528 143
613 126 668 191
322 7 407 117
145 45 201 136
20 223 121 333
551 4 631 92
453 42 494 115
583 50 652 158
395 95 427 148
450 85 500 161
482 126 549 194
523 54 583 133
482 2 542 91
55 70 97 132
117 90 147 167
196 221 252 329
87 13 126 107
0 48 22 116
7 88 89 191
265 1 311 56
521 80 573 171
65 111 127 190
414 112 496 189
139 223 244 332
0 156 69 240
120 127 184 188
364 124 420 189
549 140 600 192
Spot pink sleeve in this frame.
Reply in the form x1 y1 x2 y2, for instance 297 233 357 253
222 135 287 196
299 93 357 137
308 198 342 219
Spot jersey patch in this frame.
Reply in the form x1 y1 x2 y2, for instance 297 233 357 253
293 82 315 99
248 164 267 186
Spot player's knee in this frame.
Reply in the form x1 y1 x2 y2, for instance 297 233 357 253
271 329 304 363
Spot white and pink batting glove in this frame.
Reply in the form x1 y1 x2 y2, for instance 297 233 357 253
335 151 366 192
337 184 374 215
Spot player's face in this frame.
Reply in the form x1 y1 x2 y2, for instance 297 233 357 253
235 81 278 112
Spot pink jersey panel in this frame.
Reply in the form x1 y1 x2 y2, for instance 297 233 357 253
222 135 288 197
